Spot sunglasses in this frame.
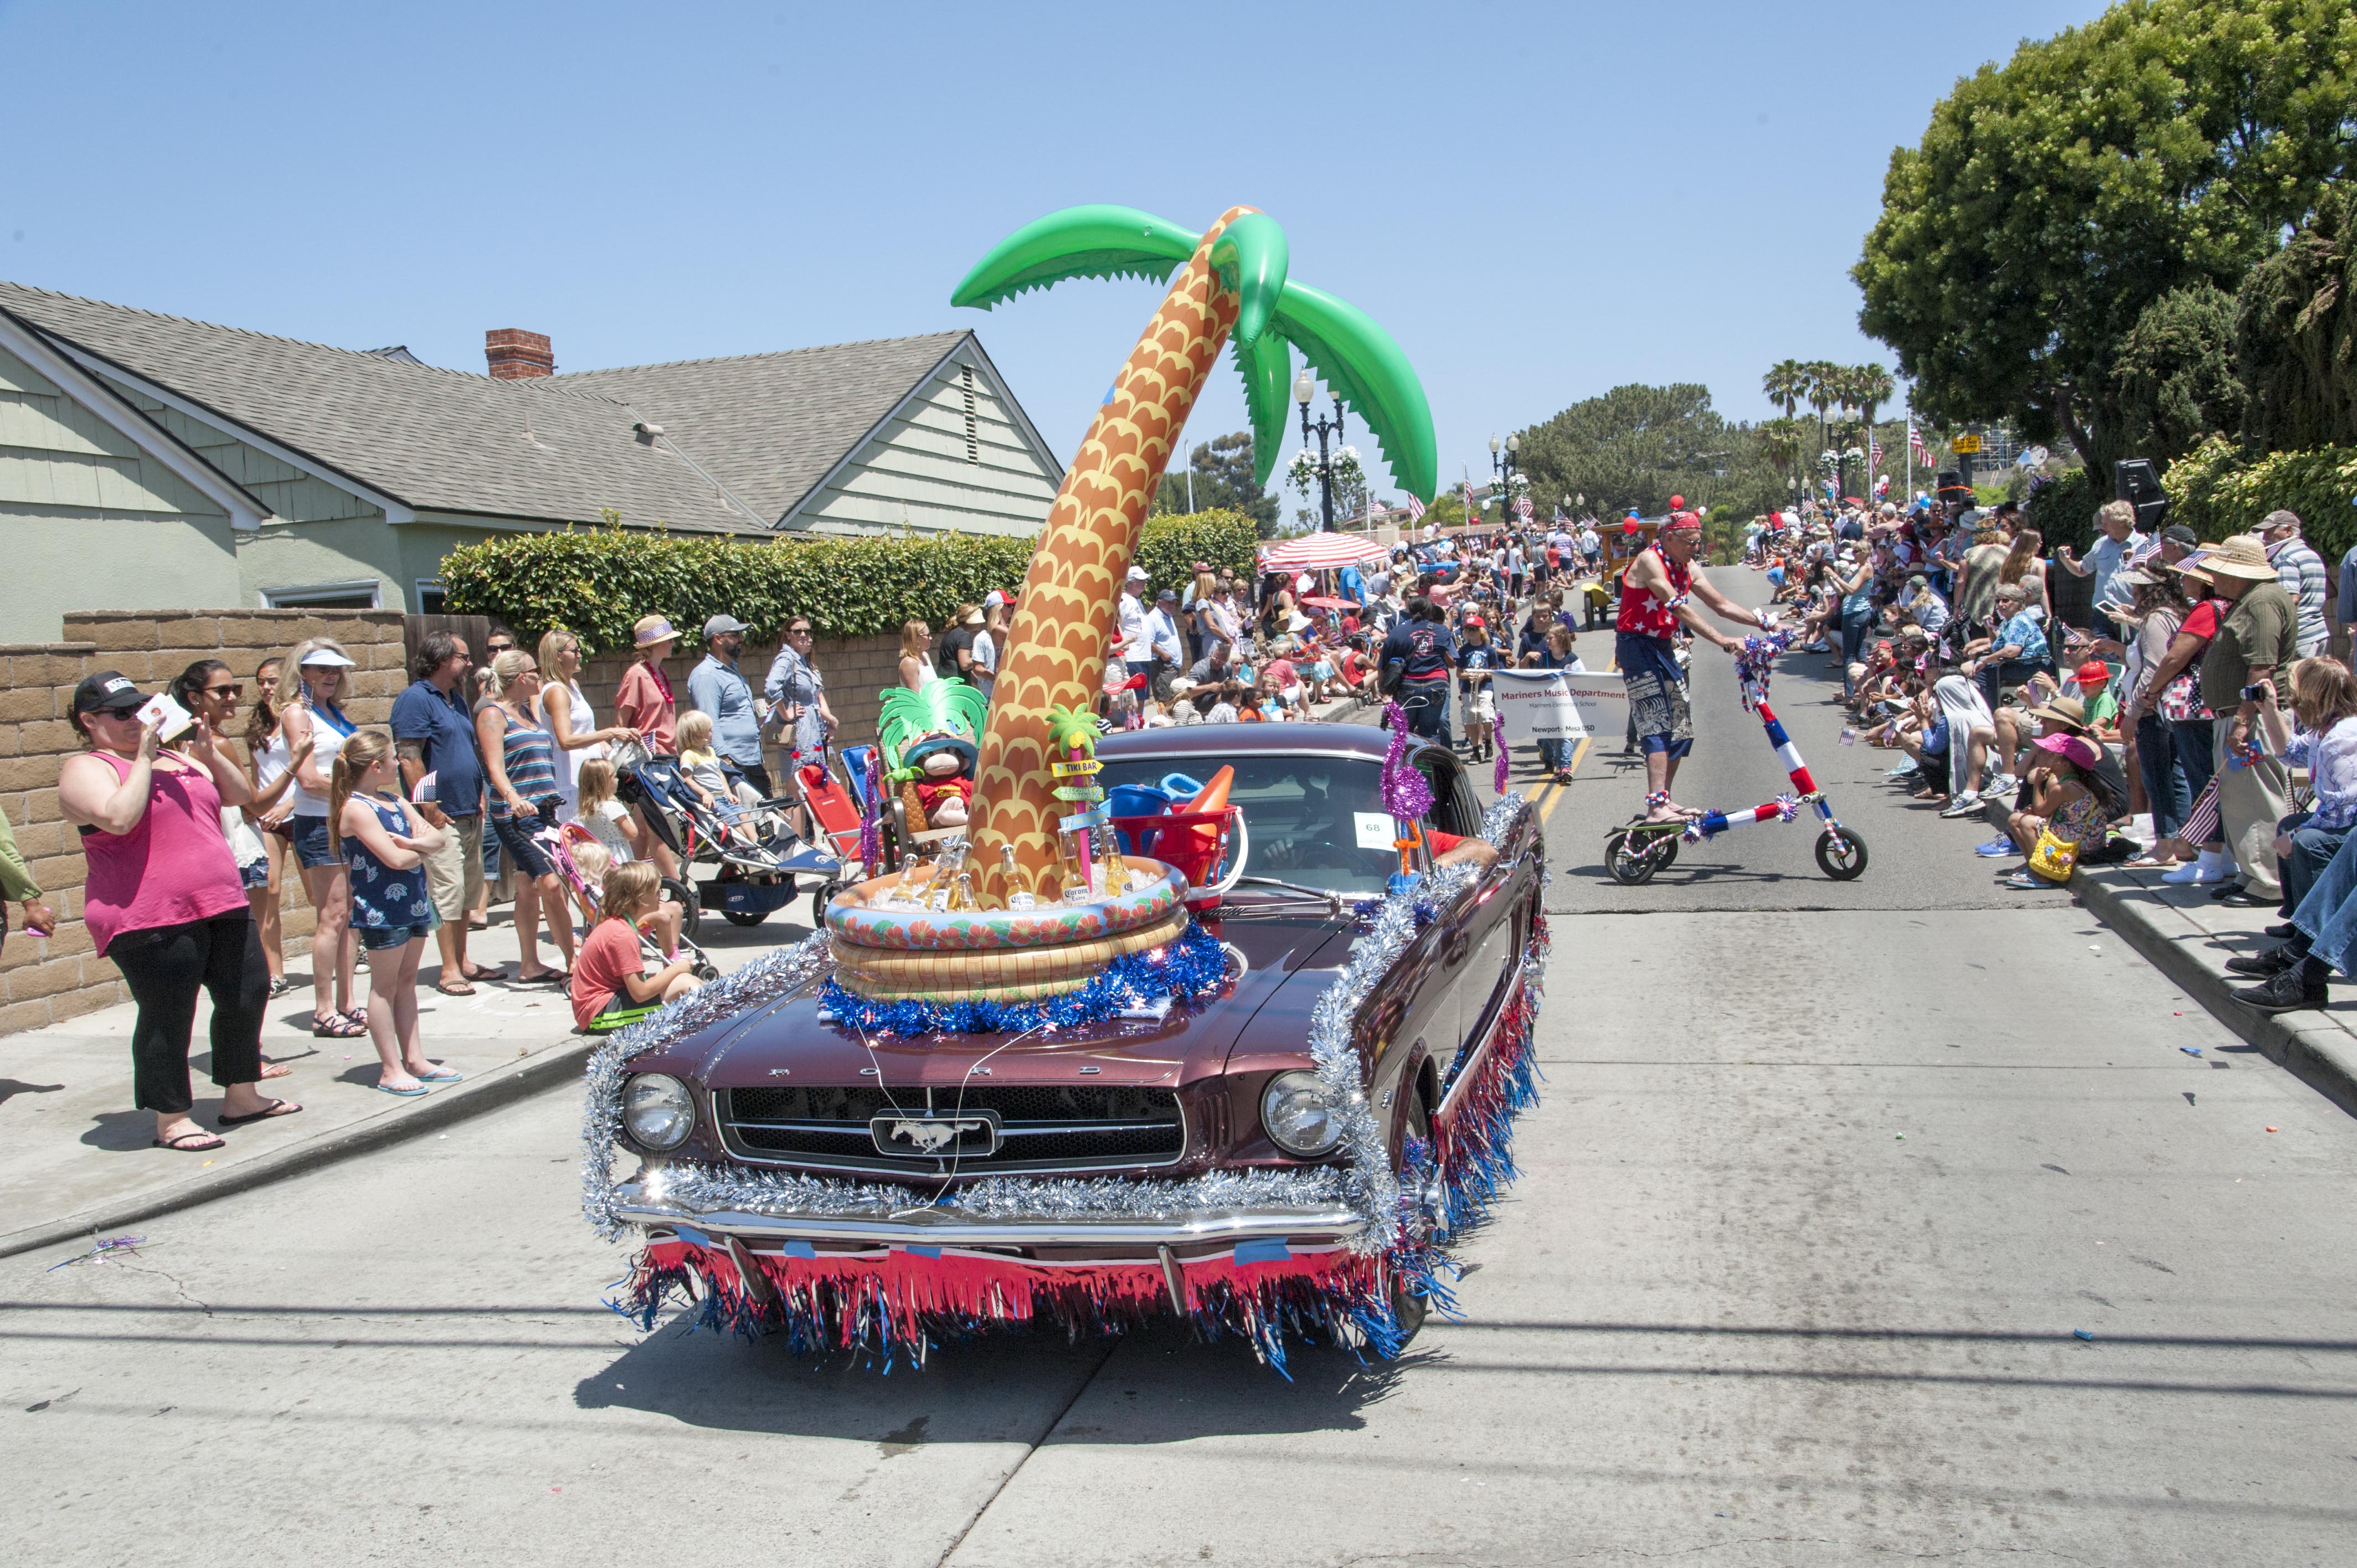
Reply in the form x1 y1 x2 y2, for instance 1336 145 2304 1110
202 683 243 699
788 626 814 637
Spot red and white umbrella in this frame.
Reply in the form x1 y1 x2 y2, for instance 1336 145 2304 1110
1256 534 1391 571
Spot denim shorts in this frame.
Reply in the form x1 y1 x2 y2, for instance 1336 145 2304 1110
358 920 435 952
291 814 337 870
489 800 559 881
238 858 270 891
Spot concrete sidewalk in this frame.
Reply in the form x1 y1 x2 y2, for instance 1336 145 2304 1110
1973 798 2357 1118
0 903 797 1260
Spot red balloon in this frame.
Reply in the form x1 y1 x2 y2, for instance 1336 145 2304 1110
1669 494 1685 510
1622 518 1639 534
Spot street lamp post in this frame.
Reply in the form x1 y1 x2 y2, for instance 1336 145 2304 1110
1489 432 1520 530
1294 371 1345 533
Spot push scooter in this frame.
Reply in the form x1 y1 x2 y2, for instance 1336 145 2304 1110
1603 626 1869 886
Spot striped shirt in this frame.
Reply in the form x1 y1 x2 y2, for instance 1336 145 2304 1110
2270 535 2329 655
489 711 559 816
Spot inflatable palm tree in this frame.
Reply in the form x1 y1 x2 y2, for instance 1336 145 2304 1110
951 204 1438 904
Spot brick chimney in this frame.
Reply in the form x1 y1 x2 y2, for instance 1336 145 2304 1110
485 328 554 380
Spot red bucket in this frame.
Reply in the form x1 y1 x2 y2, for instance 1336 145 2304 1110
1109 808 1240 910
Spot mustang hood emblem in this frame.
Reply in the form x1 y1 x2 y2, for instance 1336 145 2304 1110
874 1115 996 1157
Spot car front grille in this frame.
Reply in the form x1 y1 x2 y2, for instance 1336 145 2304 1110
717 1084 1187 1174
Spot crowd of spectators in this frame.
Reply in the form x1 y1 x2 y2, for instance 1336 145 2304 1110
1761 486 2357 1015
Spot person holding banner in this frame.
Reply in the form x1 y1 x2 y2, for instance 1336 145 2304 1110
1620 512 1771 824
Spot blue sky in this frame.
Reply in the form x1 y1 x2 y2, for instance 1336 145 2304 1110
2 0 2104 499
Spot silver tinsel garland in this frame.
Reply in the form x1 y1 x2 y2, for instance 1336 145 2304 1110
581 793 1543 1255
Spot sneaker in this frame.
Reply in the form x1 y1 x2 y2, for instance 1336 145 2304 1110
1974 838 2016 858
1938 792 1983 818
2159 862 2209 885
1986 773 2020 796
1885 761 1920 778
2225 945 2302 977
2232 963 2329 1013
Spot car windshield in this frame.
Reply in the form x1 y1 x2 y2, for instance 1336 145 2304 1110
1097 754 1398 897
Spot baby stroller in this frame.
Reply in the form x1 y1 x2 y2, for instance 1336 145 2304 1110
611 740 837 930
544 822 720 1031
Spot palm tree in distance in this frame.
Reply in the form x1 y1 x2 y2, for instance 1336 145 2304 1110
948 204 1437 904
1762 360 1807 421
1802 361 1839 496
1854 362 1896 500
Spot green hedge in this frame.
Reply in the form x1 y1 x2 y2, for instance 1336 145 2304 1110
2163 437 2357 560
439 510 1264 649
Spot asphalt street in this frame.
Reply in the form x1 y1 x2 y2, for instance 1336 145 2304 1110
7 569 2356 1566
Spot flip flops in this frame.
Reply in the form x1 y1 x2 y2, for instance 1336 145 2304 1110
153 1129 225 1152
434 979 477 997
414 1065 464 1083
373 1080 430 1097
217 1097 303 1127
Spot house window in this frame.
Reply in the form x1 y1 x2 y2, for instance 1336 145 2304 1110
262 579 382 610
416 580 448 614
961 365 979 464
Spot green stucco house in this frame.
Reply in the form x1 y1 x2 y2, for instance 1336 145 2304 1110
0 282 1064 641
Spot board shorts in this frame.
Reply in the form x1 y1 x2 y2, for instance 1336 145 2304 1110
1617 632 1693 763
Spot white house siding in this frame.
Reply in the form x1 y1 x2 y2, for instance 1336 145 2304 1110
0 343 239 639
791 357 1058 537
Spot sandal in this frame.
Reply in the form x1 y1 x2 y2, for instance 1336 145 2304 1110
310 1012 368 1039
461 963 507 982
514 968 569 986
266 975 295 998
259 1061 295 1080
153 1129 225 1152
434 979 477 997
217 1097 302 1127
413 1064 464 1083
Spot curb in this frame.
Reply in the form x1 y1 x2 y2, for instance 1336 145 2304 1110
1978 798 2357 1120
0 1035 596 1262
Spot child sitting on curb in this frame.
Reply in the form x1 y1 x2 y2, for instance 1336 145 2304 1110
570 861 703 1032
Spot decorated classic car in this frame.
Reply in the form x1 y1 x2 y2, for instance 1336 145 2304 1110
581 723 1548 1370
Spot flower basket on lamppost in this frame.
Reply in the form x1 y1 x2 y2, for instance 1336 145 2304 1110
1289 372 1360 532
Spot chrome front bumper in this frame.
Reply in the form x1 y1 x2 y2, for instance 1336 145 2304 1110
614 1181 1365 1252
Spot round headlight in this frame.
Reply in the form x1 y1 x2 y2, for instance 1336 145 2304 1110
622 1072 695 1151
1260 1070 1342 1158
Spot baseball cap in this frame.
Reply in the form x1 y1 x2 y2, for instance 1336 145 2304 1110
1465 613 1485 627
71 670 147 716
982 590 1006 608
1125 565 1149 582
2159 524 2198 549
702 613 748 638
1155 587 1177 602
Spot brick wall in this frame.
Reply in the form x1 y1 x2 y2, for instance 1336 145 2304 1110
1 609 406 1036
579 631 906 772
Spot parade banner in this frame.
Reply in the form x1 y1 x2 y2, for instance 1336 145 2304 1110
1494 667 1622 743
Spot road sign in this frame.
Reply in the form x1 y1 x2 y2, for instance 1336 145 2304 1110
1951 434 1983 454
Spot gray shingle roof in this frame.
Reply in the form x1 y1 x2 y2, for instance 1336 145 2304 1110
0 281 972 536
552 332 968 524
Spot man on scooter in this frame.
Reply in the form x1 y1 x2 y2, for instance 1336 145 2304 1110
1620 512 1771 824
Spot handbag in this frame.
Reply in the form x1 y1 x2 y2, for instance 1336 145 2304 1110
2026 826 2081 884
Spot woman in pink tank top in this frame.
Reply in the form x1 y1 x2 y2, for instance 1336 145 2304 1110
60 669 303 1153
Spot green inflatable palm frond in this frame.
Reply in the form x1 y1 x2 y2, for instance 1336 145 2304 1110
950 206 1198 311
1267 281 1439 504
1044 703 1104 757
878 679 989 767
949 204 1438 503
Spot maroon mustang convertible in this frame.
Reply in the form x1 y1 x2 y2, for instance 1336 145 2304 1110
581 723 1550 1369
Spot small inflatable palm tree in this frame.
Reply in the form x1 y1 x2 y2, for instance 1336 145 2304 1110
951 204 1437 904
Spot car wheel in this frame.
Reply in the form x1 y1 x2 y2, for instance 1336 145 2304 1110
1815 827 1869 881
1387 1088 1434 1347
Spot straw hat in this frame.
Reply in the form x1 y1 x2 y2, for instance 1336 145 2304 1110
2198 534 2276 581
632 615 680 648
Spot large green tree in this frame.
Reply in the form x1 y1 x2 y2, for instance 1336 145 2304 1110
1515 383 1789 525
2112 282 2247 461
1855 0 2357 478
2237 179 2357 451
1151 430 1282 532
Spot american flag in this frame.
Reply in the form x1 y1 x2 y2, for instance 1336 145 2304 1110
1403 494 1425 520
1463 479 1478 520
1908 422 1931 467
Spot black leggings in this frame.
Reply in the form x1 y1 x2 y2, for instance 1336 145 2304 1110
109 913 269 1114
